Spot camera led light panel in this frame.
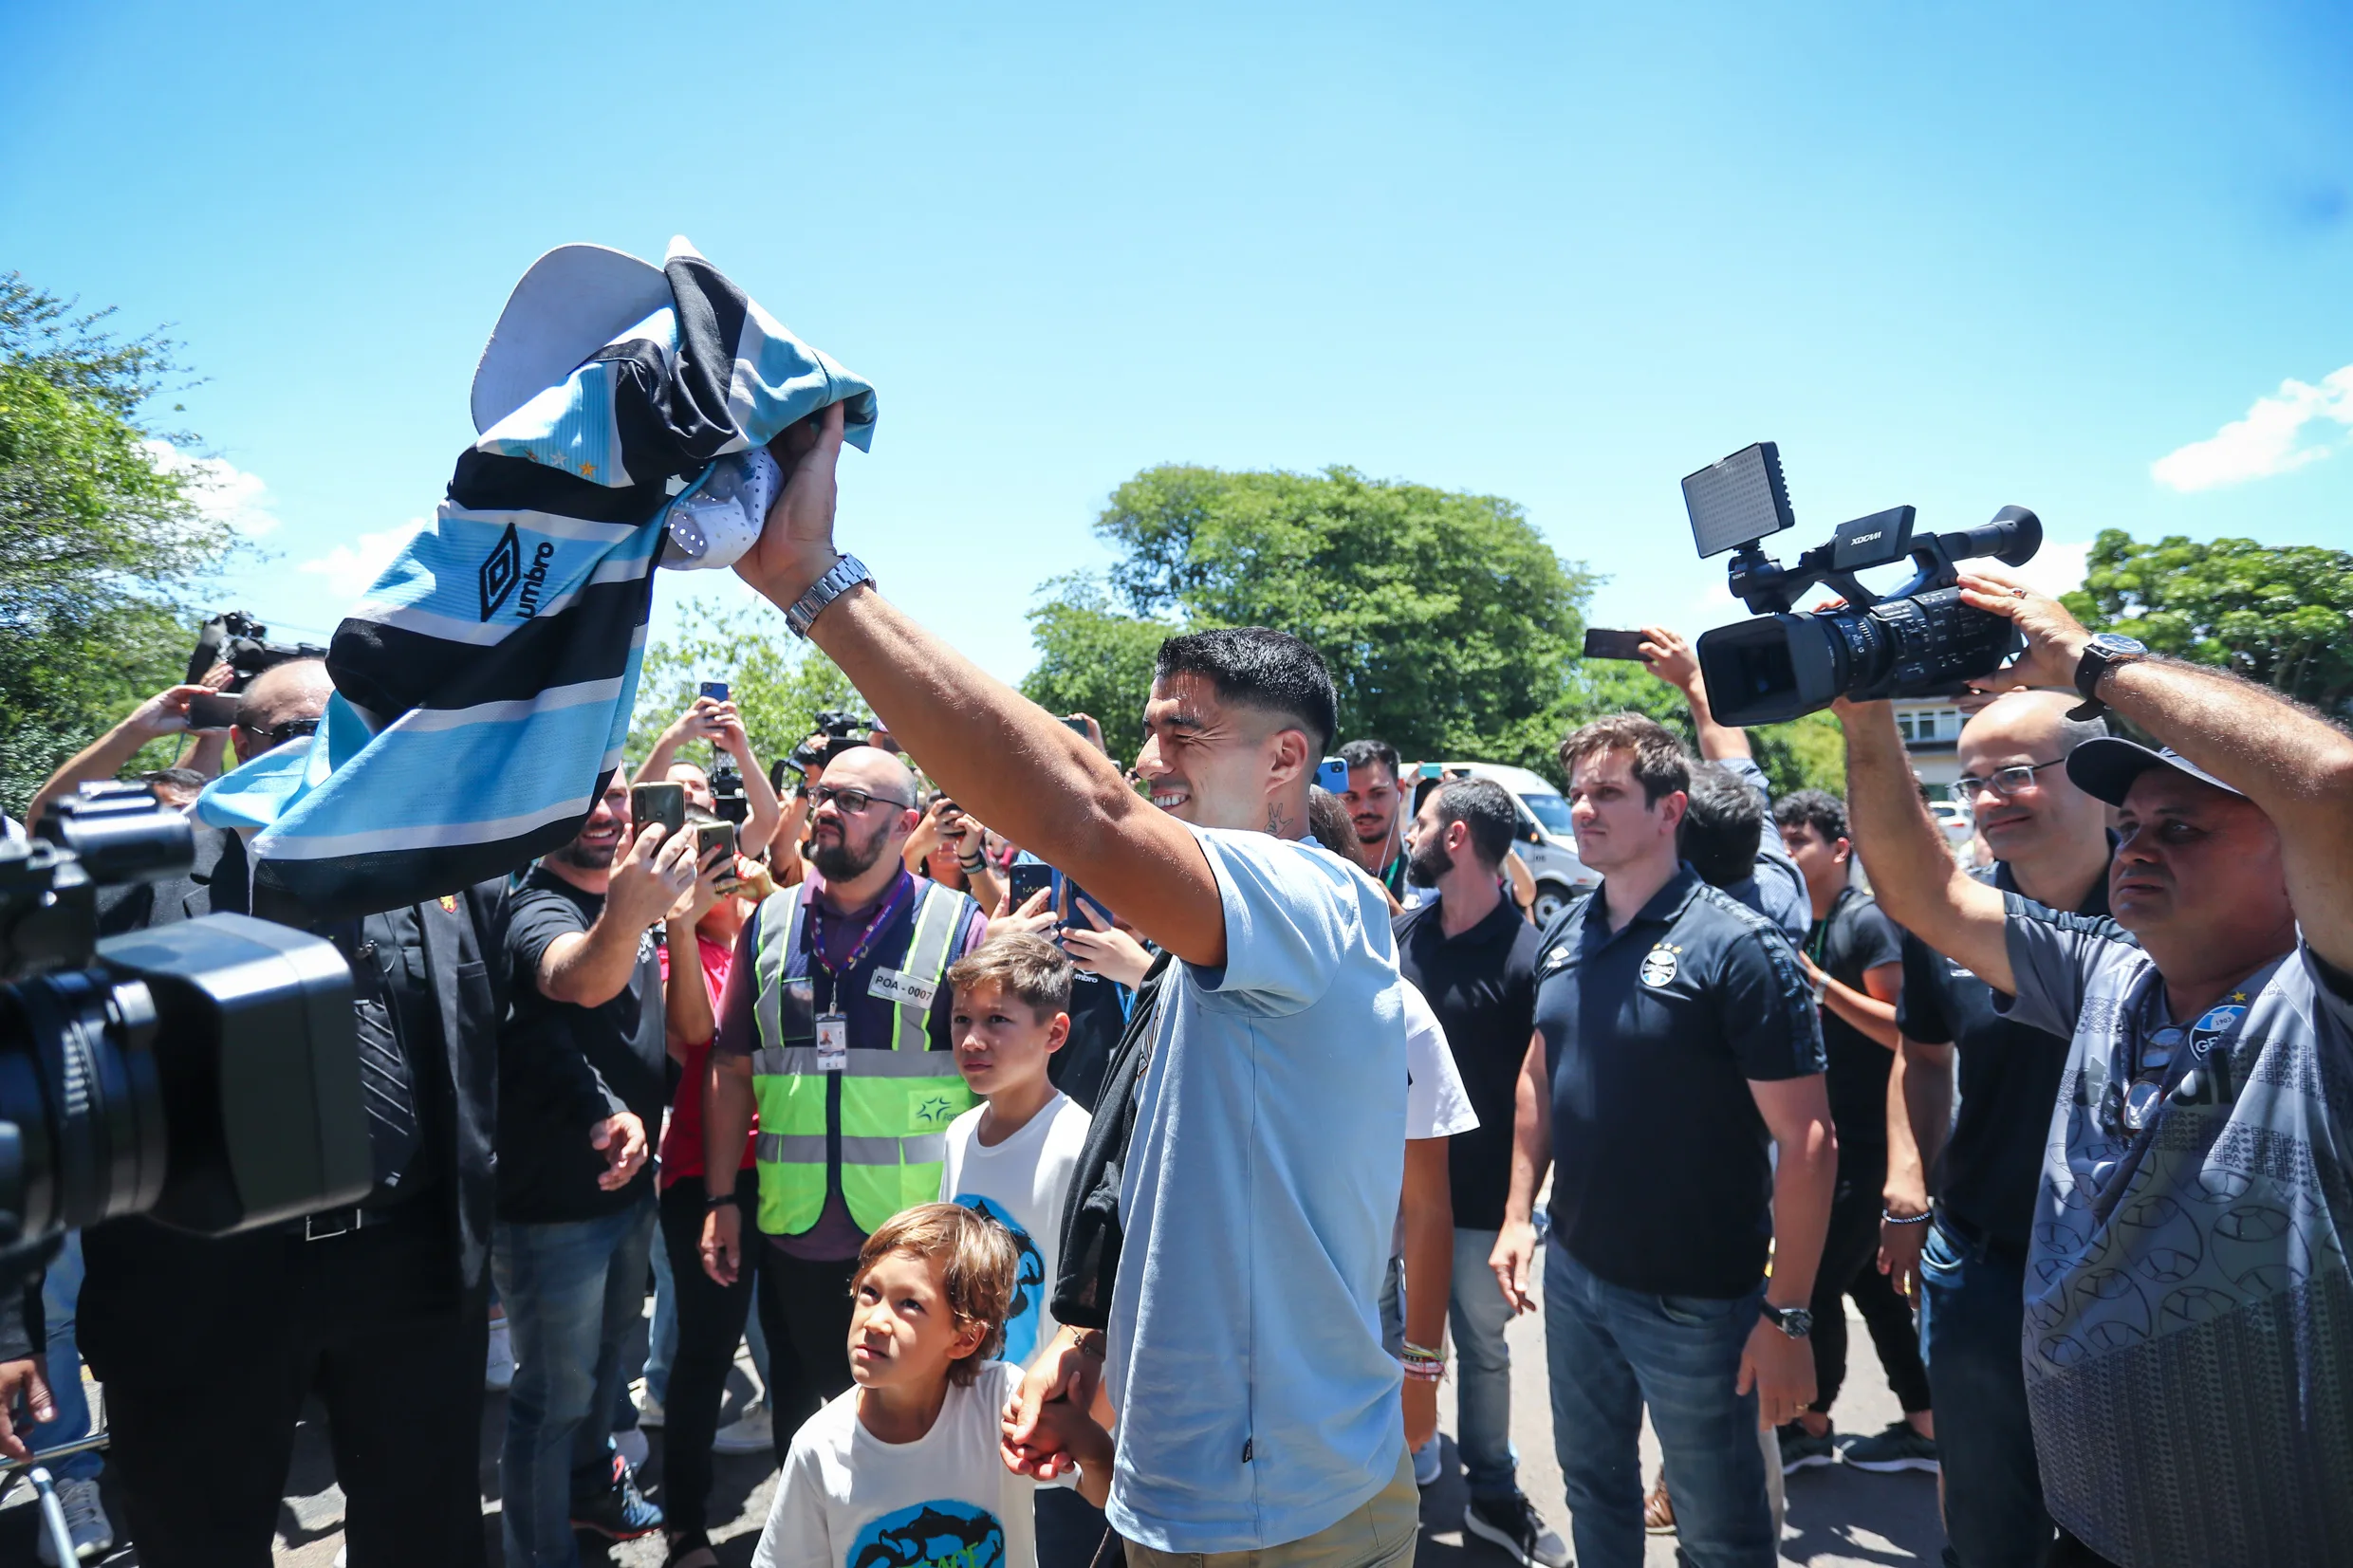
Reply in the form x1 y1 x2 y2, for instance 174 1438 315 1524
1683 443 1797 558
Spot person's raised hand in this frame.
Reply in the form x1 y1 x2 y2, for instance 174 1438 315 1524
702 1201 743 1286
1060 900 1151 987
994 886 1058 942
590 1111 649 1191
1737 1316 1817 1430
1639 625 1701 694
1489 1219 1540 1315
1955 568 2091 692
738 401 848 610
129 684 225 740
0 1356 54 1463
673 840 736 926
608 821 701 931
198 660 236 692
1067 713 1105 753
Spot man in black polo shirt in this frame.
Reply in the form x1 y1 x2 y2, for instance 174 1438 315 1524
1875 692 2112 1567
1396 777 1565 1568
1492 713 1834 1568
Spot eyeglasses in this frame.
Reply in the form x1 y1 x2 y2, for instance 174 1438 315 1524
808 784 914 815
248 717 320 747
1954 758 2065 799
2116 1025 2184 1135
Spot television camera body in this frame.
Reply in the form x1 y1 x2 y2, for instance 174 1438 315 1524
184 612 329 695
1687 443 2044 726
0 786 366 1298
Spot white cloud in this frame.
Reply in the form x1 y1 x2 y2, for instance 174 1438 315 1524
2151 364 2353 491
2010 536 2093 600
142 440 282 537
298 522 423 600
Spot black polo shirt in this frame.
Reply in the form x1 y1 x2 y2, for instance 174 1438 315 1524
1806 886 1904 1154
1395 893 1543 1231
1897 854 2111 1255
1534 865 1825 1298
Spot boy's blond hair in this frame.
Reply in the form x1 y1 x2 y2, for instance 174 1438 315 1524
946 931 1072 1020
854 1202 1020 1386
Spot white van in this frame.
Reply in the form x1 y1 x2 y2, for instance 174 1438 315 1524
1417 762 1597 926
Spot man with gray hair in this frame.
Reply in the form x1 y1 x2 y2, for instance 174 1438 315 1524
1396 777 1567 1566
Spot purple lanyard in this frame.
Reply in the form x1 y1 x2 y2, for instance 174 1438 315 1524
805 874 915 982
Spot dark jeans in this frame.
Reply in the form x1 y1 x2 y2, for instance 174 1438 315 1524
492 1190 658 1568
1037 1484 1120 1568
1919 1211 2056 1567
657 1170 765 1540
751 1243 861 1446
1809 1146 1932 1417
1544 1237 1774 1568
102 1206 489 1568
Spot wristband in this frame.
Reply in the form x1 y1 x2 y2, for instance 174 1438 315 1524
1399 1342 1445 1383
1881 1208 1932 1225
706 1192 740 1211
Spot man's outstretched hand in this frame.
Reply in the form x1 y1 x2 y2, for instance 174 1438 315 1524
737 402 848 611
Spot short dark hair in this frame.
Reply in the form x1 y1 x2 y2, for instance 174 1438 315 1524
1558 713 1689 808
1679 763 1764 888
1773 788 1848 846
1306 786 1355 858
948 932 1073 1021
1338 738 1399 781
1155 629 1339 759
1431 777 1516 868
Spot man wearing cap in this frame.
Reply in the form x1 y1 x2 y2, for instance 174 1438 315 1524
1836 574 2353 1567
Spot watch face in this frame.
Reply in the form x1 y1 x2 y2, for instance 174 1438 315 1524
2091 633 2147 656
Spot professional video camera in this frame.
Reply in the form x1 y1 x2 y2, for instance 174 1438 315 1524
1686 443 2044 725
184 611 329 694
0 785 368 1297
811 709 875 740
708 761 750 825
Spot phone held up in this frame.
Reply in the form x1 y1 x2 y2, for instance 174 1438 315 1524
1316 758 1350 794
186 691 243 730
699 680 732 703
1007 861 1056 913
1582 628 1651 661
630 782 687 841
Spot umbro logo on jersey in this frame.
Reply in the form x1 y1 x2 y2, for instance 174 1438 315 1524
479 523 522 619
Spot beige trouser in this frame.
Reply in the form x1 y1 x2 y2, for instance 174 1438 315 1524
1122 1446 1420 1568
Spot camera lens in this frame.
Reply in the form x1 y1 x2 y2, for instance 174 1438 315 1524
0 968 169 1241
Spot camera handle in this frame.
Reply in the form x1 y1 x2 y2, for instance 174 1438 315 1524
1728 507 2038 618
1725 542 1887 618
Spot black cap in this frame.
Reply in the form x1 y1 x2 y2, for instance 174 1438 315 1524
2065 738 2246 808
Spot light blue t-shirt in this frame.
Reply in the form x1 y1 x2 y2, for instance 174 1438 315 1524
1104 825 1408 1553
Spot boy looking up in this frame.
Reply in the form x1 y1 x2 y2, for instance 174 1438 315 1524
753 1205 1110 1568
940 934 1102 1564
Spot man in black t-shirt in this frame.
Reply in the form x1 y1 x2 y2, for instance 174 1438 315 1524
494 775 701 1562
1773 790 1930 1475
1395 778 1565 1568
1879 692 2113 1567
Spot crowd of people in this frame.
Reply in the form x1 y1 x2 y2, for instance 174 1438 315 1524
0 398 2347 1568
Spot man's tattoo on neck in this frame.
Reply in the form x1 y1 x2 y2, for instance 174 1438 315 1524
1268 802 1291 837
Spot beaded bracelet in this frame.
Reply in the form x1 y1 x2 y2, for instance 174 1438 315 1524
1881 1208 1933 1226
1399 1342 1445 1383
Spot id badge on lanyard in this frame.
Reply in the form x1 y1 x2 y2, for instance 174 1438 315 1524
816 1013 849 1072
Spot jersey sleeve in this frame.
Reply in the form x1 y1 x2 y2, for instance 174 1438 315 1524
1850 898 1904 976
504 884 588 1000
1402 979 1480 1139
1994 892 2140 1039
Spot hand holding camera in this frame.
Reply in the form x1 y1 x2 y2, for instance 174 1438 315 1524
1954 569 2091 691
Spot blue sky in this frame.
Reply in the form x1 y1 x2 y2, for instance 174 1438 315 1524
7 1 2349 687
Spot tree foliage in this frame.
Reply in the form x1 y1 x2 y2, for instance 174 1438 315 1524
2063 529 2353 717
626 600 860 770
1022 462 1846 795
0 275 230 812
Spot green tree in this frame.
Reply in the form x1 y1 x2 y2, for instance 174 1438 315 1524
627 600 860 770
1024 462 1846 795
2063 529 2353 716
0 276 232 812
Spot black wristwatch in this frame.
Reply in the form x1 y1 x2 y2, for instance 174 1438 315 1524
1761 1302 1814 1340
2070 633 2147 720
705 1191 740 1211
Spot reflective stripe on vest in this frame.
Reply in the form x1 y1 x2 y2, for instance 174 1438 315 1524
747 879 974 1237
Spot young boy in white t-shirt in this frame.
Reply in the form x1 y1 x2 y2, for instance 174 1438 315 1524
751 1204 1110 1568
937 932 1102 1566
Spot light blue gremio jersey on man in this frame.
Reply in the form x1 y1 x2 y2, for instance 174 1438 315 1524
1106 825 1408 1552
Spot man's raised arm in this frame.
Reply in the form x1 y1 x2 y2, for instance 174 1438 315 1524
1952 569 2353 973
732 408 1226 967
1835 697 2013 992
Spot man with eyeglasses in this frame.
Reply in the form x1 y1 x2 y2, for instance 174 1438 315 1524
1839 580 2353 1567
1863 691 2111 1564
699 744 989 1463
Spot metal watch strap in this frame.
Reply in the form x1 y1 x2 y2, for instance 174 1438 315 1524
785 554 873 638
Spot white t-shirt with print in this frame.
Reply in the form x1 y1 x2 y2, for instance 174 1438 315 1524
1403 978 1478 1140
937 1091 1092 1366
753 1359 1065 1568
